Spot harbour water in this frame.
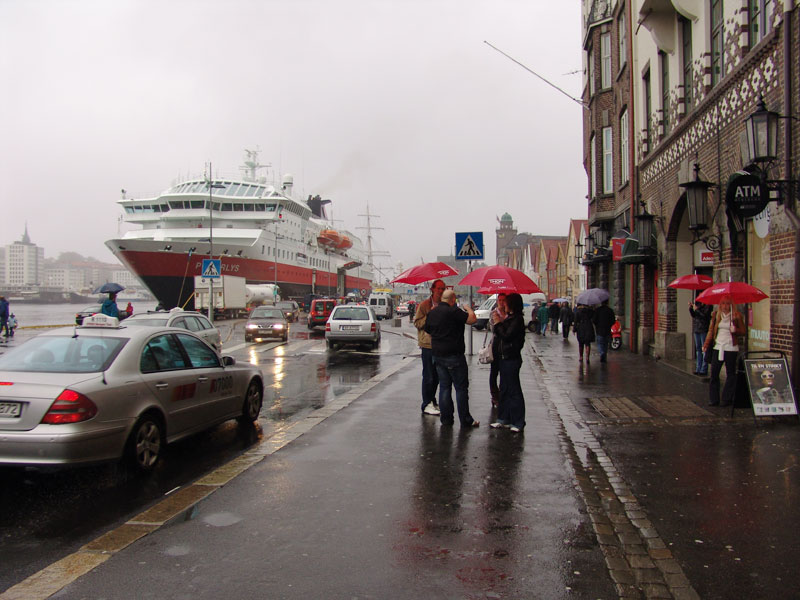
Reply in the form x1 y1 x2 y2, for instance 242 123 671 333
8 301 160 330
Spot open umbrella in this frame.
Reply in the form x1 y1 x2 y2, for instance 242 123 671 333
695 281 768 305
667 274 714 290
391 262 458 285
458 265 543 294
551 297 570 303
576 288 610 305
94 282 125 294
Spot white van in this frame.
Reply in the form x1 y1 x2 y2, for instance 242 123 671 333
368 292 394 320
473 293 546 331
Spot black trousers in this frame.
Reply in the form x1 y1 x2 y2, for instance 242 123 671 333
709 349 739 406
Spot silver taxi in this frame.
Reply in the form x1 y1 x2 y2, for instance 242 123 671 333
0 314 263 472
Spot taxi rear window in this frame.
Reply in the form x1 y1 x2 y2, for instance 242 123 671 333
0 336 127 373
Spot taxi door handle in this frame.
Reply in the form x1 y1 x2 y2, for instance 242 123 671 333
197 376 209 382
155 382 169 389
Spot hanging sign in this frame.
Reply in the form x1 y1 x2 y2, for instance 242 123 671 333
725 171 767 219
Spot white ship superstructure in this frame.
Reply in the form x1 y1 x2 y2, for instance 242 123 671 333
105 150 374 309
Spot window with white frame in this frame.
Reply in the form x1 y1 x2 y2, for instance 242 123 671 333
660 51 670 134
711 0 724 87
620 110 629 184
590 134 597 198
680 16 694 112
602 127 613 194
600 33 611 89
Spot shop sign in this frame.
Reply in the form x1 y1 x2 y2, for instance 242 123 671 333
612 238 625 261
726 171 767 219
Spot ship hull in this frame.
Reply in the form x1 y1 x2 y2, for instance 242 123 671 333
107 240 372 309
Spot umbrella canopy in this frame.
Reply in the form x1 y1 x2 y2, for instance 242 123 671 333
390 262 459 285
458 265 543 294
94 282 125 294
576 288 610 306
695 281 768 305
667 274 714 290
551 297 570 303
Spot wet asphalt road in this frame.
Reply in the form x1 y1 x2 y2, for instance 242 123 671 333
3 320 800 598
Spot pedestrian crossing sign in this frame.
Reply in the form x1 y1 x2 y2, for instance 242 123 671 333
455 232 484 260
201 259 221 278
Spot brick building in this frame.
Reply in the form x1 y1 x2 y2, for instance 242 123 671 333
581 0 799 386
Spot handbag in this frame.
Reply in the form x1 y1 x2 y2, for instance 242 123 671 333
703 346 714 365
478 330 493 364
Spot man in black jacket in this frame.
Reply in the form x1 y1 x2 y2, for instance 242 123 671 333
593 299 615 363
425 290 479 428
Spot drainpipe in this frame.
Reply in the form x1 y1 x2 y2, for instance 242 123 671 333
627 0 639 352
783 6 800 393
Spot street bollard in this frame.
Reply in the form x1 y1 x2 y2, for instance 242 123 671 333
393 317 402 327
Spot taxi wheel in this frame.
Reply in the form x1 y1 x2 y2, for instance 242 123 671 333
238 380 263 423
126 413 164 473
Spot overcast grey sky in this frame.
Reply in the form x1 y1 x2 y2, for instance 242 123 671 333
0 0 586 277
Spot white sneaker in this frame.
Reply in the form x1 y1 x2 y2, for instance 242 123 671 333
423 404 440 416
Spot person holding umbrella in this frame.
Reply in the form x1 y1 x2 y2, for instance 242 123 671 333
100 292 120 319
489 293 526 433
702 297 746 406
573 303 595 363
413 280 444 416
690 298 712 375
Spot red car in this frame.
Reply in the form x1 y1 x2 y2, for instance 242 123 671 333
307 298 337 329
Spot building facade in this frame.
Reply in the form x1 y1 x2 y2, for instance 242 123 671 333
581 0 799 385
3 226 44 286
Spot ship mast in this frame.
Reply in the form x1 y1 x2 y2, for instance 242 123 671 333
357 203 389 280
240 147 271 182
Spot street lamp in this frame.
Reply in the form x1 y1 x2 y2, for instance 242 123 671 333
681 163 716 232
744 95 779 163
634 210 655 251
204 163 225 322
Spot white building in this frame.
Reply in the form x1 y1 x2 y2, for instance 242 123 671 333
3 226 44 286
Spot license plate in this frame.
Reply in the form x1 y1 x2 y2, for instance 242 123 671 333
341 325 360 331
0 402 21 418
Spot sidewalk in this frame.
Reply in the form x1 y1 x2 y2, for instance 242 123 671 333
4 324 799 599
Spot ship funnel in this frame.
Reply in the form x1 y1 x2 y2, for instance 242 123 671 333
281 174 294 194
306 195 331 219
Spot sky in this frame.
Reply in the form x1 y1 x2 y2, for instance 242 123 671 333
0 0 587 280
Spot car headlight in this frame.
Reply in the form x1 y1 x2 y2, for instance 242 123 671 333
246 323 258 330
273 323 285 329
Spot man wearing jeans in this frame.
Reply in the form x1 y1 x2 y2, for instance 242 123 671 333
413 280 445 416
593 299 615 363
424 289 479 428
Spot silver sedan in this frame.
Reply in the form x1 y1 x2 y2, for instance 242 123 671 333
0 314 263 472
325 305 381 350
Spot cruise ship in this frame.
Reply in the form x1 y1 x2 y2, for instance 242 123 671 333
105 150 374 309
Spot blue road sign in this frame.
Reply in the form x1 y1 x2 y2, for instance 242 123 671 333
455 232 484 260
202 259 221 278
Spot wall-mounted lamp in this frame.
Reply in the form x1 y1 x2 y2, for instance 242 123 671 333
680 163 723 258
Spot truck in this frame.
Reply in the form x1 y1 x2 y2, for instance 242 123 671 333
194 275 249 319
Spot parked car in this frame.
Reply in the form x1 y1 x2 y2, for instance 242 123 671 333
0 313 263 472
124 309 222 351
325 305 381 350
472 296 496 330
275 300 300 323
245 306 288 342
307 298 337 329
75 304 103 325
396 302 409 316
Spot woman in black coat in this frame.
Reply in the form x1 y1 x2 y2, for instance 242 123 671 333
489 293 526 432
573 304 596 363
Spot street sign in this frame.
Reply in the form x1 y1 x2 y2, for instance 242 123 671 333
202 259 221 279
455 232 484 260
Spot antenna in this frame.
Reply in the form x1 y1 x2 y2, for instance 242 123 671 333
240 147 271 181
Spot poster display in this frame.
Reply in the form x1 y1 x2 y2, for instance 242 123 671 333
744 358 797 416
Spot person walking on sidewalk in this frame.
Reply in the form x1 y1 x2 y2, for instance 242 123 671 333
690 298 712 375
573 304 595 363
424 289 479 428
537 303 550 336
490 293 526 433
593 299 615 363
488 293 508 407
414 280 444 416
559 302 573 341
702 297 746 407
548 303 560 335
0 296 9 339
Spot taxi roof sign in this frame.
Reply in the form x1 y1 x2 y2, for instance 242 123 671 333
81 314 120 328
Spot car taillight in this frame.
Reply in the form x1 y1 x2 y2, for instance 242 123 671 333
371 323 376 332
325 323 331 331
41 389 98 424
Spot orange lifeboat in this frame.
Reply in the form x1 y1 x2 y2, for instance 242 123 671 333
336 235 353 250
317 229 343 247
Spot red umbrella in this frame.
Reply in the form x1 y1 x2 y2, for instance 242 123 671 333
458 265 543 294
667 274 714 290
390 262 458 285
695 281 768 305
